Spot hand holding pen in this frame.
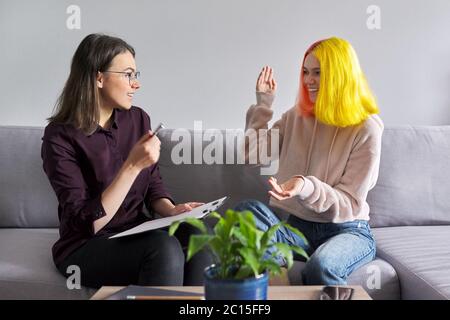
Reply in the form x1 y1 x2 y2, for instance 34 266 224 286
125 123 165 172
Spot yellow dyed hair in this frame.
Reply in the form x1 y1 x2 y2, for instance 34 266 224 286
298 37 379 127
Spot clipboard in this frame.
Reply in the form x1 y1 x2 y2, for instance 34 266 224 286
104 285 203 300
109 196 227 239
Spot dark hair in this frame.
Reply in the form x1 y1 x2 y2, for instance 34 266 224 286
48 33 135 135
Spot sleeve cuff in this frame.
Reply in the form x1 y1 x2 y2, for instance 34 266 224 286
295 176 314 200
256 92 275 107
148 194 175 207
83 195 107 222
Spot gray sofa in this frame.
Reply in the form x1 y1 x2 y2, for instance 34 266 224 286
1 125 449 300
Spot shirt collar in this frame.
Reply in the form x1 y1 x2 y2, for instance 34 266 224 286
90 108 120 135
110 108 120 129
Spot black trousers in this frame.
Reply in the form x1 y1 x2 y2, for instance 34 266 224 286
57 223 213 288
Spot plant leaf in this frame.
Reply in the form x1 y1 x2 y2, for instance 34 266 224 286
238 211 258 248
254 229 264 252
214 210 236 241
176 208 311 282
208 236 224 257
238 247 260 277
187 234 214 261
234 265 253 279
184 217 207 234
273 242 294 269
261 259 281 276
232 227 248 247
208 211 222 220
260 223 282 250
168 220 182 236
213 217 225 239
282 222 309 245
237 211 264 251
290 245 310 261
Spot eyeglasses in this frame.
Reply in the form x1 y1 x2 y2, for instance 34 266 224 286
103 70 141 85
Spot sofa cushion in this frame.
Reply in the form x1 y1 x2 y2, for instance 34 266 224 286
373 226 450 299
0 228 95 299
368 126 450 228
0 126 58 228
3 125 450 229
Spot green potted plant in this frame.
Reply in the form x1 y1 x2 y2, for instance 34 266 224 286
169 209 309 300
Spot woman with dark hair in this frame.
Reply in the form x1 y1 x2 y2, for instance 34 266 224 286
42 33 211 288
237 37 383 285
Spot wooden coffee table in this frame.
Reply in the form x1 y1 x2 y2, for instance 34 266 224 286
91 285 371 300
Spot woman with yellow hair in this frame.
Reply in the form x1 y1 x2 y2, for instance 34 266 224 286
236 37 383 285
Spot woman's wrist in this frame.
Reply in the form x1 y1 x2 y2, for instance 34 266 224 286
151 198 176 217
294 176 314 200
121 160 141 178
292 175 306 196
256 91 275 107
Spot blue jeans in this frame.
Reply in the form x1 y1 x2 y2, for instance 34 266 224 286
234 200 376 285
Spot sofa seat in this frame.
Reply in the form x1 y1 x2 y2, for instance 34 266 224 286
372 226 450 300
0 229 95 299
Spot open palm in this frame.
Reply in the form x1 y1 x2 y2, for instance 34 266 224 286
268 176 304 201
256 66 277 95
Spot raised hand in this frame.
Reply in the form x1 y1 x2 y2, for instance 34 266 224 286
256 66 277 95
268 176 304 201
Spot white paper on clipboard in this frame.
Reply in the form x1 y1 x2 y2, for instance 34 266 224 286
109 196 227 239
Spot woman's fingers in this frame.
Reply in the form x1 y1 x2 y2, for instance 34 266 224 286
256 66 277 94
257 69 264 86
188 202 204 208
271 78 277 91
268 189 293 201
263 66 268 82
268 190 281 200
268 177 284 194
174 206 184 214
177 204 192 213
256 66 267 91
268 190 288 201
173 202 204 215
268 177 295 200
267 67 273 83
137 131 152 144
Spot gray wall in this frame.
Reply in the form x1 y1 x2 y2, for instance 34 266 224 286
1 0 450 129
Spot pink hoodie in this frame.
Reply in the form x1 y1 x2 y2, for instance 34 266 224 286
246 92 384 223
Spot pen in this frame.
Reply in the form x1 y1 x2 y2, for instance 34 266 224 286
150 122 165 137
126 295 203 300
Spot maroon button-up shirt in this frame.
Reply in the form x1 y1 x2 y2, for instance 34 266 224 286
41 106 173 266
